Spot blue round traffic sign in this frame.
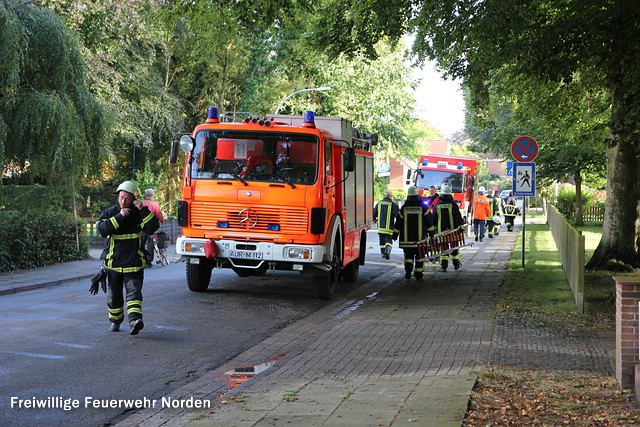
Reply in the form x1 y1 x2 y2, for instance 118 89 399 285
511 136 538 162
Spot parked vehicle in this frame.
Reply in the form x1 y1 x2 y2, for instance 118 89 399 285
406 154 479 220
170 107 377 300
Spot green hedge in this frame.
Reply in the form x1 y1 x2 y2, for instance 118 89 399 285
0 210 88 272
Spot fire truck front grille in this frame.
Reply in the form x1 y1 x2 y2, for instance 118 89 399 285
190 203 309 234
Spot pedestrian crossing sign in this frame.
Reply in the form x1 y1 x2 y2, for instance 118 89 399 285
512 162 536 197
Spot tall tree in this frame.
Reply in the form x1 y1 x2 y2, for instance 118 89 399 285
466 69 609 226
0 0 105 184
311 0 640 269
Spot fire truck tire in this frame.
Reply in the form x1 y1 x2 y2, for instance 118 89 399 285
315 241 340 300
186 260 213 292
340 259 359 282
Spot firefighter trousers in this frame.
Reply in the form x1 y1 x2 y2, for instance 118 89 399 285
106 270 144 326
402 248 425 280
504 215 515 231
378 233 393 257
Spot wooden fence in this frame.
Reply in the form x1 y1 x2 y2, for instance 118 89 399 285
545 200 585 313
565 205 605 222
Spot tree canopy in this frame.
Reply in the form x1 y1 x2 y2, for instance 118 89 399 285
310 0 640 268
0 0 106 184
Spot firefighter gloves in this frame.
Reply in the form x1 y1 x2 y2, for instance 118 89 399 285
89 268 107 295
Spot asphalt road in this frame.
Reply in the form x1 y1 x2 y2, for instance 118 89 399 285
0 232 391 427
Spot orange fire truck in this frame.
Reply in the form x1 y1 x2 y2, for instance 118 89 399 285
407 154 479 219
170 107 377 299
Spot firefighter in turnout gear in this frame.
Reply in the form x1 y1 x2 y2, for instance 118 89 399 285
432 184 465 272
373 190 399 259
393 187 434 281
486 190 501 238
97 181 159 335
503 191 519 232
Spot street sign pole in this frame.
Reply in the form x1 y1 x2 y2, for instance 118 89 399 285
522 198 526 269
511 135 538 270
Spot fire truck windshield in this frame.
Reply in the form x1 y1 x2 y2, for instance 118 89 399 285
190 130 318 184
416 170 464 194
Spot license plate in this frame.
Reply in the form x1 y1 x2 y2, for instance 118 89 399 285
228 250 263 260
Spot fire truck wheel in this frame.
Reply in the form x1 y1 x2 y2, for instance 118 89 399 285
315 243 340 300
186 260 213 292
340 259 359 282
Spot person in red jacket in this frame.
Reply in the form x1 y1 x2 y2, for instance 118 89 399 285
97 181 159 335
141 188 165 265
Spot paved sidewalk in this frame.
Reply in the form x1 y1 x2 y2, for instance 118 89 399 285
0 250 102 296
118 228 520 426
0 246 174 296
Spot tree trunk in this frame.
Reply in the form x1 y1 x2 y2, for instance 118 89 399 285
574 170 584 227
587 0 640 270
586 143 639 269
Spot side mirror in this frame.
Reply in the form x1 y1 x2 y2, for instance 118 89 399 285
169 138 180 165
344 148 356 172
366 133 378 146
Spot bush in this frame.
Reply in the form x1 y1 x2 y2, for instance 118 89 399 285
554 183 599 218
0 210 88 272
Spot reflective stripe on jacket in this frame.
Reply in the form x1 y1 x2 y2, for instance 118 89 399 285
504 198 518 216
374 198 399 235
393 196 433 248
433 195 464 233
97 204 160 273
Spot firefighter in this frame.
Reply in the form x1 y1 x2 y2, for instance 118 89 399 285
393 186 434 281
424 185 440 210
472 186 491 242
433 184 465 272
373 190 399 259
97 181 159 334
486 190 502 238
503 191 519 231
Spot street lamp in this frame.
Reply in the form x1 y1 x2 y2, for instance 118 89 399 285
274 86 331 115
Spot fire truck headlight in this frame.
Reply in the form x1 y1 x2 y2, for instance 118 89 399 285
286 247 312 260
183 241 205 255
179 135 195 153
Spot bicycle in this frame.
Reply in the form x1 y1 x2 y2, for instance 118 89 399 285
151 233 169 266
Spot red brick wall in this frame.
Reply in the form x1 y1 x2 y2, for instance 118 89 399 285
615 276 640 389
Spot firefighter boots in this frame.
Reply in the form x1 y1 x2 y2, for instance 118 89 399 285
130 319 144 335
109 323 120 332
441 259 448 272
453 259 461 270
